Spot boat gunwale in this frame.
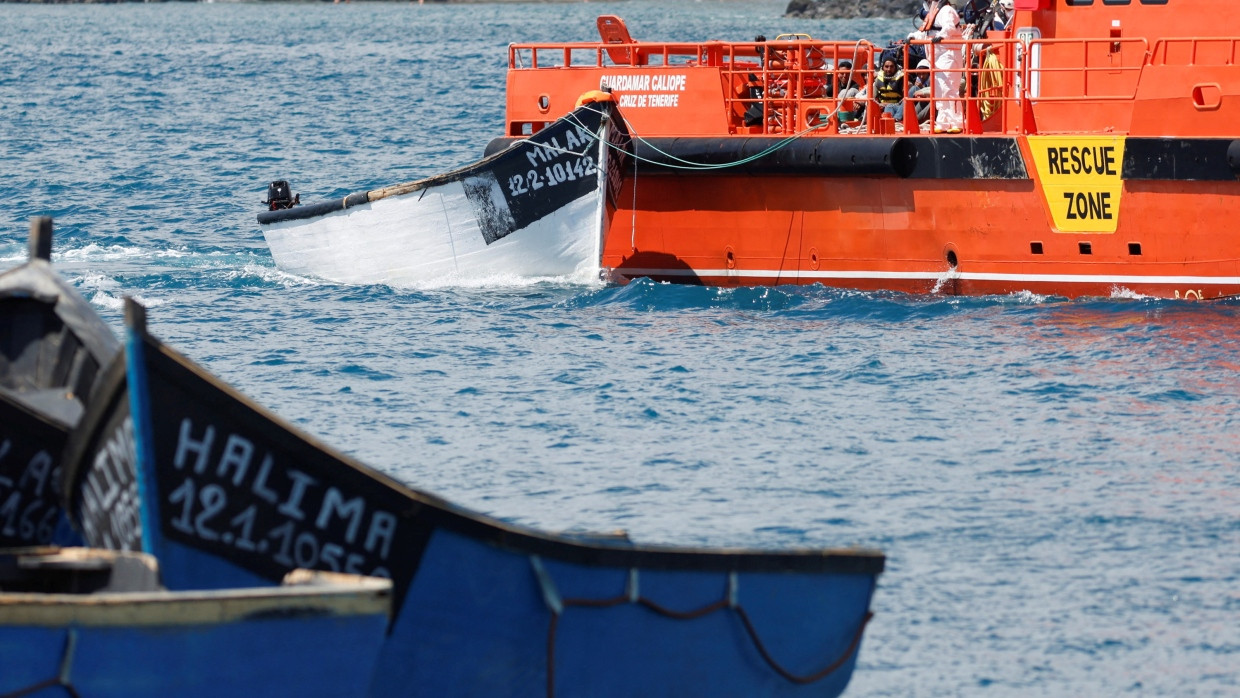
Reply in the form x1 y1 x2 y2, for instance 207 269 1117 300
0 580 392 628
256 102 616 227
0 389 73 435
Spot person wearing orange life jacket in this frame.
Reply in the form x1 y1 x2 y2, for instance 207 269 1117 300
909 0 964 133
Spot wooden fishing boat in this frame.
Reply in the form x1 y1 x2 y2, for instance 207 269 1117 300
0 546 390 698
501 1 1240 298
62 297 885 697
0 218 120 548
258 100 630 286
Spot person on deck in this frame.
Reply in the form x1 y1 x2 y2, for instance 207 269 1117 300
908 58 933 124
994 0 1014 30
826 60 861 98
910 0 964 133
872 58 906 122
828 60 865 123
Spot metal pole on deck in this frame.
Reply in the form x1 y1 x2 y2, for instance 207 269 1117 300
28 216 52 262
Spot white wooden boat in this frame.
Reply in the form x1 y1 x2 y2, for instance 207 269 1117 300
257 100 629 286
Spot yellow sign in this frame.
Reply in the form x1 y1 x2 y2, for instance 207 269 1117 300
1028 136 1126 233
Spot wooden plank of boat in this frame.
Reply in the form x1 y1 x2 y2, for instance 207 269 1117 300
257 99 631 286
0 218 120 548
0 547 390 698
61 297 886 697
59 352 142 552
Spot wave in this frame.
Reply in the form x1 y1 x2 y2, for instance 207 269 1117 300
561 278 1064 316
68 271 122 292
1006 289 1051 304
382 266 607 292
1110 285 1154 300
56 243 149 262
222 263 328 288
89 291 166 311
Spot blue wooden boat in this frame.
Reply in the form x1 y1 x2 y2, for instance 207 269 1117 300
62 297 886 697
0 218 119 548
0 546 391 697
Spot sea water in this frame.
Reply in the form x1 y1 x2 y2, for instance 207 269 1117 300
1 1 1237 695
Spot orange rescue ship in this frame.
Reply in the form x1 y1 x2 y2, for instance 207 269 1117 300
502 0 1240 299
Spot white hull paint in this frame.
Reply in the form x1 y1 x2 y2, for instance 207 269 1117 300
259 103 624 287
614 267 1240 286
262 186 602 286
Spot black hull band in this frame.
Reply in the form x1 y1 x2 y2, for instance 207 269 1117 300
1124 138 1240 181
630 136 919 177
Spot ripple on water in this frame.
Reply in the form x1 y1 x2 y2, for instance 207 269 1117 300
3 3 1239 695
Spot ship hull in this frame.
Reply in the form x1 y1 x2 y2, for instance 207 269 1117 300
505 6 1240 299
602 136 1240 299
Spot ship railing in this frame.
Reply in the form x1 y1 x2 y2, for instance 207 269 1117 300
1022 38 1148 100
836 38 1028 137
510 38 890 133
507 36 1153 137
718 41 881 136
718 38 1030 137
509 41 729 70
1014 37 1148 134
1149 37 1240 66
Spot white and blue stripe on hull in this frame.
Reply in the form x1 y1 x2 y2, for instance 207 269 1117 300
612 266 1240 297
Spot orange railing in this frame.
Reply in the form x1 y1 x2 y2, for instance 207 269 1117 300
1022 37 1148 101
509 42 731 70
1149 38 1240 66
508 35 1160 137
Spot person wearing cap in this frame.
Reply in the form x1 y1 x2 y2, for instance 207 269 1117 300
908 58 933 124
909 0 964 132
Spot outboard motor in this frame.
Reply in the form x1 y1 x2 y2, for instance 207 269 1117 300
263 180 299 211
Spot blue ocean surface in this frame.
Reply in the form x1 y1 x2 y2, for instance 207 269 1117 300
2 1 1238 695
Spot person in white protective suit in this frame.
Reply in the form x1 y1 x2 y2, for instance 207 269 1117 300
909 0 964 133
